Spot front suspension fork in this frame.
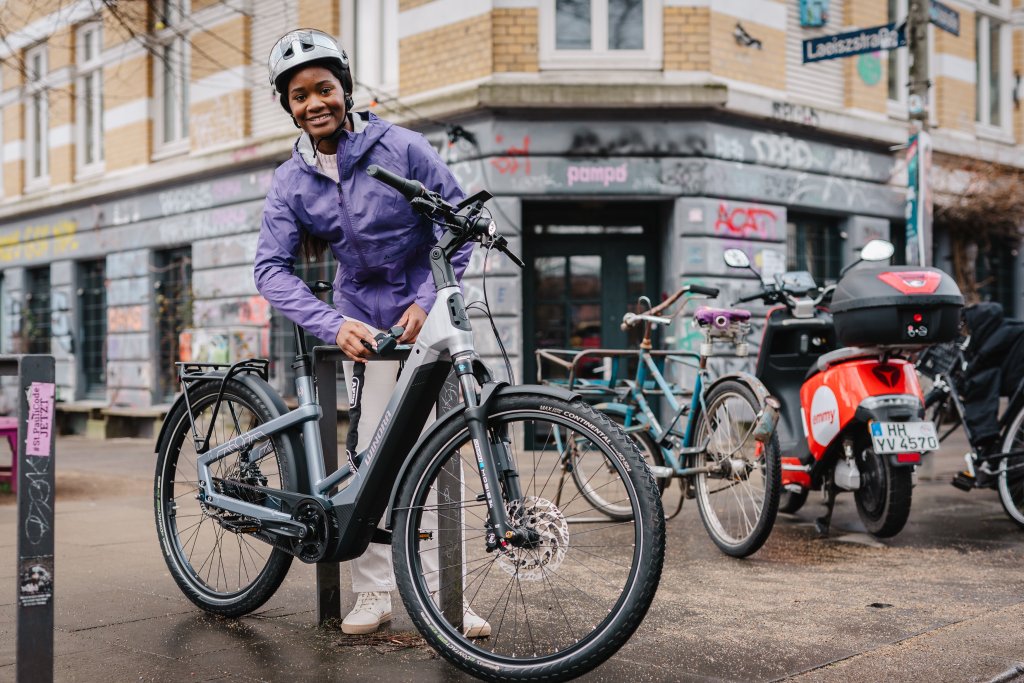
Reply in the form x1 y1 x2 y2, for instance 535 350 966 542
454 357 524 546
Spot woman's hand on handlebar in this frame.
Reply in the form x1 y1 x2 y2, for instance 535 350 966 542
395 302 426 343
336 320 377 363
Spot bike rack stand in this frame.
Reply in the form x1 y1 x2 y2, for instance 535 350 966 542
312 347 462 627
3 354 56 683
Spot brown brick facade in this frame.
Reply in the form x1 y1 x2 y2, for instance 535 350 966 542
843 0 887 113
400 14 492 96
664 7 710 72
299 0 338 34
400 0 434 11
709 12 786 91
493 8 539 73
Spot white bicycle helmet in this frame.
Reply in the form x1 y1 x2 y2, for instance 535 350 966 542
268 29 353 110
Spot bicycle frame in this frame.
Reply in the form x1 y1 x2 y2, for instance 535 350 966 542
189 239 522 563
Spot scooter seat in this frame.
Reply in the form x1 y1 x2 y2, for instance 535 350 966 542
808 345 888 379
694 306 751 329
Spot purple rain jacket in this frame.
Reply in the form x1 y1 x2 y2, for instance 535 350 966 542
255 112 470 343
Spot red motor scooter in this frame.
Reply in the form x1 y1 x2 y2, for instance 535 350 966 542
725 241 963 538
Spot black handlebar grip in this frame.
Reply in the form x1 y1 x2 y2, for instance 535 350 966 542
688 285 720 297
366 165 425 201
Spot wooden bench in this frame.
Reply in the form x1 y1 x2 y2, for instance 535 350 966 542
0 416 19 492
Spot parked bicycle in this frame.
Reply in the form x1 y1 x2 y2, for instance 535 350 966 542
538 285 782 558
153 166 665 682
919 339 1024 525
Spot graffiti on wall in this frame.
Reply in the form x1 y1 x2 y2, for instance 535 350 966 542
108 306 146 333
713 202 781 240
0 220 80 263
179 328 267 364
491 135 531 176
51 291 73 354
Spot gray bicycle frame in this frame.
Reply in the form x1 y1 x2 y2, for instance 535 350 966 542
191 276 502 556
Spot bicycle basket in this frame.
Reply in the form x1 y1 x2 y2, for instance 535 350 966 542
916 341 961 381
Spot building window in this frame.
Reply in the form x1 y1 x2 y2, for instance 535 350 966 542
153 1 189 153
78 259 107 398
154 247 192 401
786 214 843 284
886 0 907 104
540 0 662 69
25 44 49 187
342 0 399 97
975 4 1010 132
76 22 104 175
25 266 51 354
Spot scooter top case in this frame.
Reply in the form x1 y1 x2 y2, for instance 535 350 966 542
800 356 925 461
831 266 963 347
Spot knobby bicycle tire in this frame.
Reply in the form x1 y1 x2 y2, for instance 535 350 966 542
154 379 296 617
391 392 665 682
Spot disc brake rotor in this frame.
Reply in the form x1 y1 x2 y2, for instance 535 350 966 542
496 496 569 581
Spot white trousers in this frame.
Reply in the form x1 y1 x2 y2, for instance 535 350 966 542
342 357 445 595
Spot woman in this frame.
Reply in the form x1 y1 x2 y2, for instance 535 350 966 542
255 29 487 638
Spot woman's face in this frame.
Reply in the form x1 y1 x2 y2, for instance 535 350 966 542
287 65 347 138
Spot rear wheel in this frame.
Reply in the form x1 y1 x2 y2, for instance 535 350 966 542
997 404 1024 528
570 411 668 520
392 393 664 682
154 380 295 616
854 445 912 538
692 380 781 558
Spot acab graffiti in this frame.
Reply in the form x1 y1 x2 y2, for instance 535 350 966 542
714 202 780 240
0 220 80 263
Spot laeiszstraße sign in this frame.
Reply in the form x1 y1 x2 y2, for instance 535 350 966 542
802 22 906 64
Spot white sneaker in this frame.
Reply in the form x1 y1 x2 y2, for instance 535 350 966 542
342 591 392 635
462 603 491 638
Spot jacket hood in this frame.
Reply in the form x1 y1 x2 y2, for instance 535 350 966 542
965 302 1004 346
293 111 392 168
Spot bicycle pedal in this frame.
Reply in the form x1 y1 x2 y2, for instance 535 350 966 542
950 471 975 492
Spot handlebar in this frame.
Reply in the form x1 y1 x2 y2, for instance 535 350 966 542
620 312 672 331
366 164 427 201
365 165 524 269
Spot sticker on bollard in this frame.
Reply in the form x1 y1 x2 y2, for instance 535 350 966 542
18 556 54 607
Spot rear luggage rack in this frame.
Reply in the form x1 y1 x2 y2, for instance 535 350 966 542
176 359 271 453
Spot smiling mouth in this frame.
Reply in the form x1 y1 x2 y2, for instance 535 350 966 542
307 113 333 125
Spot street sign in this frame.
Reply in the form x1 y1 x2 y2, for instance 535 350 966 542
929 0 960 36
802 22 906 64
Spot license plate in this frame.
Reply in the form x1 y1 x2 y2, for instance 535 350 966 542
869 421 938 454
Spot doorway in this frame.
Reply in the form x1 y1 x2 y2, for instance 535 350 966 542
523 201 664 385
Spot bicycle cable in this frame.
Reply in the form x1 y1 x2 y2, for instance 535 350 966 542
425 209 516 384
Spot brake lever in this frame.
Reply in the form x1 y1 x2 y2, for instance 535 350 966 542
491 235 525 268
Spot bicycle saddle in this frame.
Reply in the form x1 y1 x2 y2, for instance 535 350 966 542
694 306 751 329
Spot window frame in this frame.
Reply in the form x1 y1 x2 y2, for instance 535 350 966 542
539 0 663 71
75 21 105 178
24 43 50 191
973 1 1012 135
342 0 399 100
152 1 190 157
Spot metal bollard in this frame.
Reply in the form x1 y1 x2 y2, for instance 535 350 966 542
6 355 57 683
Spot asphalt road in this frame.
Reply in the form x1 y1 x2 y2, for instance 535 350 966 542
1 432 1023 682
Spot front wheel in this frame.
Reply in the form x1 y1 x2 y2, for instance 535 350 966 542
854 445 913 538
570 411 668 521
692 379 782 558
392 393 665 682
997 403 1024 528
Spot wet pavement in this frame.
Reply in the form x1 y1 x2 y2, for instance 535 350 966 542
1 433 1023 682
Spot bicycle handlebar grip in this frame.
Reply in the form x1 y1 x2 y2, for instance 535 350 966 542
366 165 425 201
688 285 720 297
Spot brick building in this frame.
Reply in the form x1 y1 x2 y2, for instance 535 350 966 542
0 0 1021 434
